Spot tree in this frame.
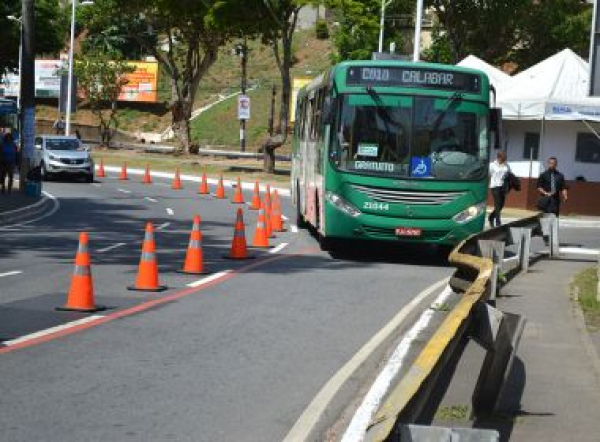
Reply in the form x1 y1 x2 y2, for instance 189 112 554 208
86 0 233 153
212 0 317 138
0 0 67 79
513 0 592 69
72 51 134 146
327 0 413 62
427 0 528 65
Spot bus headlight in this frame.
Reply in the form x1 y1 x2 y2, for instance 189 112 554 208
325 191 361 217
453 202 486 224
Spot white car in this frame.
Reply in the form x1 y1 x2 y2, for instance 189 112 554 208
34 135 95 182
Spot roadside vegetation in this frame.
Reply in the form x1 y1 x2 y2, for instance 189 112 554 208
571 267 600 331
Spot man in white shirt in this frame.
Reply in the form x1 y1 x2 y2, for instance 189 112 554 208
488 151 510 227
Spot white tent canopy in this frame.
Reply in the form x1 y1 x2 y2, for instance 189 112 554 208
457 55 513 92
497 48 600 121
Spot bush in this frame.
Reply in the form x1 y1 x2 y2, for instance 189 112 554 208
316 20 329 40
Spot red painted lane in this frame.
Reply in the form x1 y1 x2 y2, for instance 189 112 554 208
0 248 318 355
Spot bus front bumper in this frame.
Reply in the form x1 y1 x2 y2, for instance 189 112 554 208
324 202 485 246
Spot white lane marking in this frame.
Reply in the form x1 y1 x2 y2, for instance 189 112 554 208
269 243 289 254
166 208 174 216
290 224 299 233
559 247 600 256
2 315 105 346
144 197 158 203
117 188 131 194
97 243 126 253
0 271 23 278
340 284 455 442
187 270 232 288
92 183 101 187
283 278 450 442
0 191 60 230
156 222 170 231
281 214 289 221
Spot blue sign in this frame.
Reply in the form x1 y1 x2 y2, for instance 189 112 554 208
411 157 431 178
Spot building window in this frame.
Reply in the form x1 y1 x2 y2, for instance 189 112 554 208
576 132 600 164
523 132 540 160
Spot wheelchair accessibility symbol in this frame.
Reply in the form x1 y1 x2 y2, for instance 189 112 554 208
411 157 431 178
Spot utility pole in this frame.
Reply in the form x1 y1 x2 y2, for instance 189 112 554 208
20 0 36 190
236 39 249 152
413 0 424 62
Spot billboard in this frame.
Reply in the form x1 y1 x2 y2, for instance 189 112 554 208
289 77 313 123
0 60 159 103
119 61 159 103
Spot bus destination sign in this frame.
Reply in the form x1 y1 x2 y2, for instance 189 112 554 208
346 66 481 93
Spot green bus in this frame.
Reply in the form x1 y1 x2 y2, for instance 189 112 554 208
291 61 501 249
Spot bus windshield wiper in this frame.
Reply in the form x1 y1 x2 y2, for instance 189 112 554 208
366 86 400 126
433 91 463 131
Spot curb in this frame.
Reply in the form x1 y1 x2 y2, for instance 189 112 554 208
502 216 600 229
569 277 600 388
98 165 291 196
0 192 57 227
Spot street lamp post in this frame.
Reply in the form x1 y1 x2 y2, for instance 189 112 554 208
7 15 22 109
413 0 424 62
378 0 392 53
65 0 94 137
235 39 248 152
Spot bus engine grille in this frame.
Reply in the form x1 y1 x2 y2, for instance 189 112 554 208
351 184 465 205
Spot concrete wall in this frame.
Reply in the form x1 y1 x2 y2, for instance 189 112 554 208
504 120 600 182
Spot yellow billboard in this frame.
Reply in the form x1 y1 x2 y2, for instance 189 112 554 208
289 77 313 123
119 61 159 103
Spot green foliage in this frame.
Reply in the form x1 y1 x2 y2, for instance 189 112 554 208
315 19 329 40
0 0 67 78
513 0 592 69
327 0 412 62
421 23 453 64
73 52 134 144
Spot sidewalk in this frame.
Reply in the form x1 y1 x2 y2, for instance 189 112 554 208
0 187 53 226
492 207 600 228
435 255 600 441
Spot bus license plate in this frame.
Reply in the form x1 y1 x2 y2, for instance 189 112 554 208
395 227 422 237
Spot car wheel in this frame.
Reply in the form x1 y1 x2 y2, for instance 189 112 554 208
86 174 94 183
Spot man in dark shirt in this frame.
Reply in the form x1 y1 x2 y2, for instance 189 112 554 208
537 157 568 216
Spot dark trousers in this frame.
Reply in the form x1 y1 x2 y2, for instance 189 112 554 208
0 162 15 193
489 187 506 227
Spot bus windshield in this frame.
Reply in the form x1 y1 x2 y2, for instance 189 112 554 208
332 94 489 181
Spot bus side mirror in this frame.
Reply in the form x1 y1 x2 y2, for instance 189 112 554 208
489 108 504 150
322 97 337 126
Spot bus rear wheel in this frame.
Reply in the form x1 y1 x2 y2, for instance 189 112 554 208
295 184 308 229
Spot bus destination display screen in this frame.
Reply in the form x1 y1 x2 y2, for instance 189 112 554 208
346 66 481 93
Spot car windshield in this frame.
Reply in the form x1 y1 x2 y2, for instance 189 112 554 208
46 139 82 151
331 94 489 181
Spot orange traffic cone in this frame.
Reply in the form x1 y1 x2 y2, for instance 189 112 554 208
172 168 183 190
264 195 274 238
271 194 286 232
128 222 167 292
198 172 209 195
215 175 226 199
249 181 261 210
179 215 208 275
232 177 245 204
142 164 152 184
119 163 128 180
252 204 270 248
97 159 106 178
265 184 272 209
57 232 104 312
223 208 254 259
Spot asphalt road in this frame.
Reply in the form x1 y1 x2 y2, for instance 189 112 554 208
0 172 455 442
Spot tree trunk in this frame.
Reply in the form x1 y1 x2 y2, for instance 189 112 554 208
279 64 292 138
264 146 276 174
171 98 193 153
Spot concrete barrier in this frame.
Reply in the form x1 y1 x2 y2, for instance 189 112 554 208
363 215 547 441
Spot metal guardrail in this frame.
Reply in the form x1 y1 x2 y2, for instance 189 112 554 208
364 213 559 441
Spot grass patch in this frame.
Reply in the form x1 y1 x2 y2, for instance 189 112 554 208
571 266 600 331
92 149 291 185
435 404 469 421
